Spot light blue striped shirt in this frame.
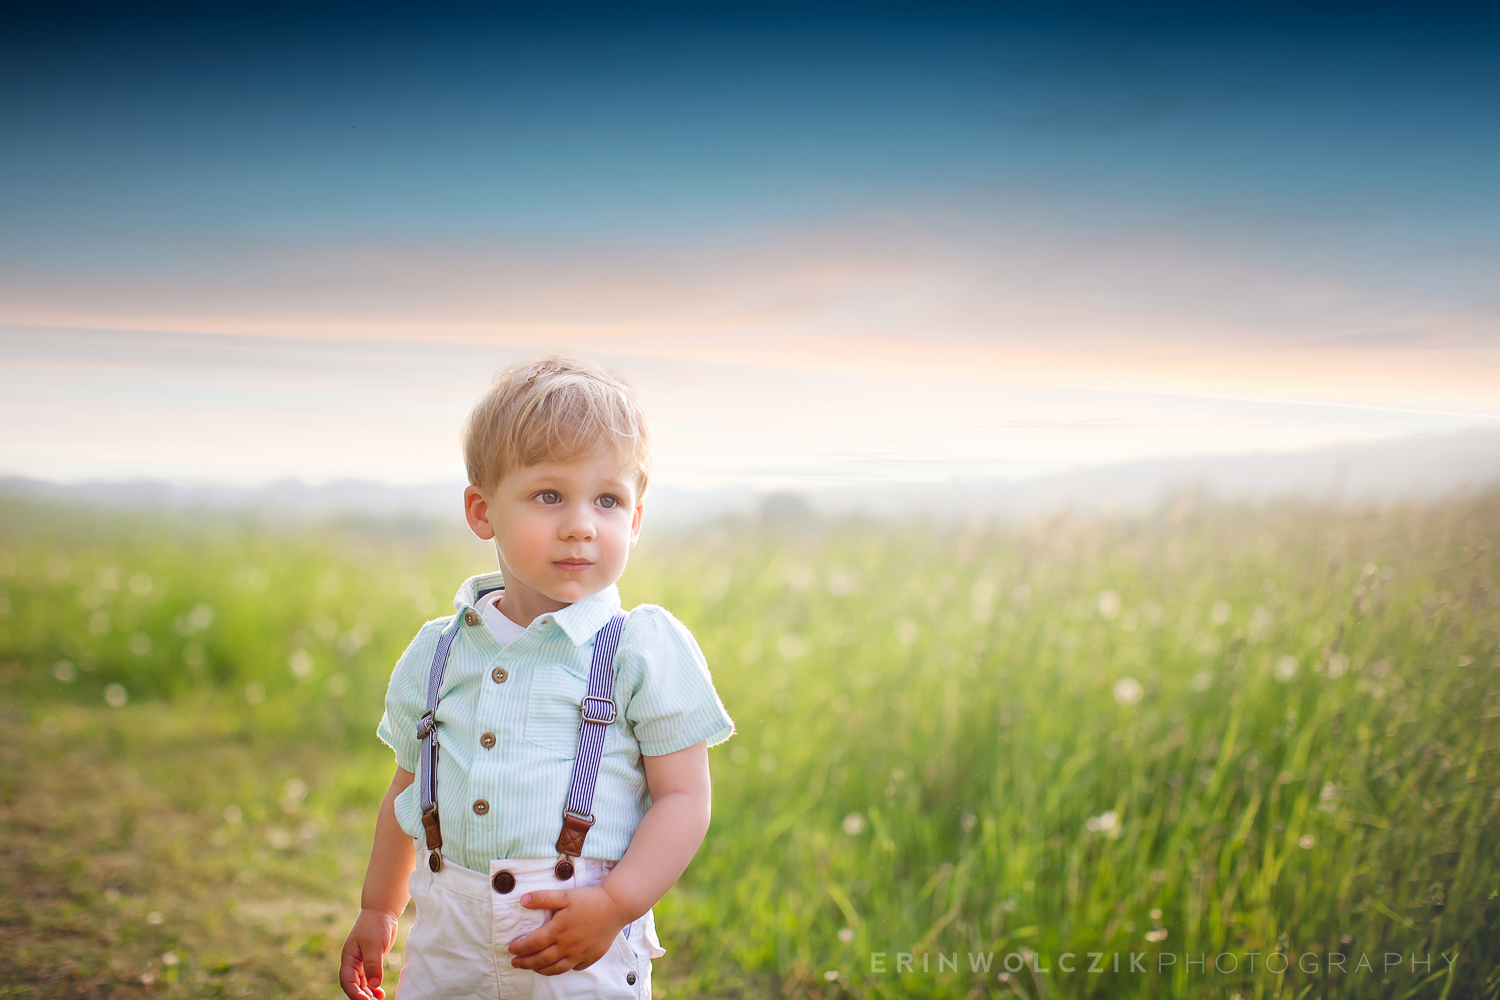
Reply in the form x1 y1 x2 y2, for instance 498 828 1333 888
377 572 734 870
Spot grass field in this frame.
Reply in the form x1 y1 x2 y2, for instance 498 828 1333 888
2 492 1497 999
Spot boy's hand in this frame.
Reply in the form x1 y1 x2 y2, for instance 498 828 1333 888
508 886 632 975
340 908 400 999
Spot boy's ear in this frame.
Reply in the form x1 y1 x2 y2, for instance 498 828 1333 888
628 500 644 548
464 486 495 541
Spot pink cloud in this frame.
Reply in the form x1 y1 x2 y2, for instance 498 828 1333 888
3 209 1497 415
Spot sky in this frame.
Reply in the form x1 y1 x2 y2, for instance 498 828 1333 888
3 3 1498 489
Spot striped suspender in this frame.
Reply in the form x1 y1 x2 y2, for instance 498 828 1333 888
417 620 463 872
416 609 629 877
554 611 628 877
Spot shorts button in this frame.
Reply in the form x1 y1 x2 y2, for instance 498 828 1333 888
491 666 508 684
492 870 516 894
472 799 489 815
464 611 480 627
626 972 636 985
480 732 496 749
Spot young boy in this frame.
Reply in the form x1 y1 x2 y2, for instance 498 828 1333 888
339 357 734 1000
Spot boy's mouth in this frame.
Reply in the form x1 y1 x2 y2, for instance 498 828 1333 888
553 558 594 572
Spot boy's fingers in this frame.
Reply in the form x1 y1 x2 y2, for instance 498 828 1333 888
339 952 374 1000
363 953 384 989
519 889 568 910
510 946 574 974
507 922 559 956
533 958 579 977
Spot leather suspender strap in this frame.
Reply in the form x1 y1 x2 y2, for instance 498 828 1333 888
417 619 463 871
555 611 628 874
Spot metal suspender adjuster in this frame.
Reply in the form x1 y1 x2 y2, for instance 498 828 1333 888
580 696 617 724
416 710 438 740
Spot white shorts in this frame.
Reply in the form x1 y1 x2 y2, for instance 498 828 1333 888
398 856 666 1000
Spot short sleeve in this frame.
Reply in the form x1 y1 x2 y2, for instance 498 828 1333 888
375 622 444 774
619 605 735 756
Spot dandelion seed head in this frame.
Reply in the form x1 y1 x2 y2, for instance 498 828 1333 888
288 649 314 679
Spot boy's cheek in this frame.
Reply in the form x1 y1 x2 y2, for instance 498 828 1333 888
500 524 550 570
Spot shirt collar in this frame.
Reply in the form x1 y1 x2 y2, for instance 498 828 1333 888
453 571 506 614
548 585 624 646
452 573 622 647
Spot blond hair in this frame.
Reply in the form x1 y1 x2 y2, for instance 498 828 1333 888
462 356 651 495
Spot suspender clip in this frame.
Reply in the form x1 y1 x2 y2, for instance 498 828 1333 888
421 805 443 851
555 809 595 858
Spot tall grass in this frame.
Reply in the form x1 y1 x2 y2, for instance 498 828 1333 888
2 492 1497 998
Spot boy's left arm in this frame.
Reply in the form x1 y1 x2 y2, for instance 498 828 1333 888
508 740 711 975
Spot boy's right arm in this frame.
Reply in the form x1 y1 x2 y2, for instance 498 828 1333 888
340 766 418 1000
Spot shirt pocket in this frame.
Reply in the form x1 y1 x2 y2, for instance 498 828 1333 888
525 663 587 755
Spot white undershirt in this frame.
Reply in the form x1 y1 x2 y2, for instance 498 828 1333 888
477 590 528 648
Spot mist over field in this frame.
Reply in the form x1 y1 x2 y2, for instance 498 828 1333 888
6 430 1499 527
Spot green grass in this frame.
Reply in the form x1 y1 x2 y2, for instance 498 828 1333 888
2 492 1497 998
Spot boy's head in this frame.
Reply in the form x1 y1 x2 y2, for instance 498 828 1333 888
463 356 650 498
462 357 651 609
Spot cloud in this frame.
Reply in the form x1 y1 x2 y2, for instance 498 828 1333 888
4 205 1495 412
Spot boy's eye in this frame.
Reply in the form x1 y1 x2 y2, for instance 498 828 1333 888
597 495 618 509
537 491 561 504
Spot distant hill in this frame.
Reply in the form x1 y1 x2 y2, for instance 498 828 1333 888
0 477 460 520
3 429 1497 526
809 428 1500 521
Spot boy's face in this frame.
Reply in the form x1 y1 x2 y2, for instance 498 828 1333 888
464 453 643 610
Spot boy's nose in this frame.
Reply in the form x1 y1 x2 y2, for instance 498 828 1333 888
559 505 596 541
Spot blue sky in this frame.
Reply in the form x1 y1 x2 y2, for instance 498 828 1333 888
3 4 1498 487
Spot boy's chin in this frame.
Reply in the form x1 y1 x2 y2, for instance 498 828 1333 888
541 579 608 604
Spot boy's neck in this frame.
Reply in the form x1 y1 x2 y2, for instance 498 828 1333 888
494 577 573 628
